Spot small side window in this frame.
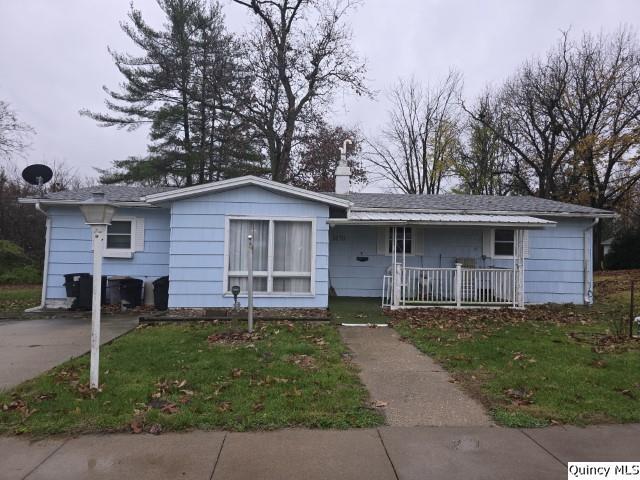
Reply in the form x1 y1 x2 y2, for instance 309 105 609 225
107 220 132 249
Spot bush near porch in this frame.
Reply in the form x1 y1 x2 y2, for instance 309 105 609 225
0 321 383 436
391 270 640 428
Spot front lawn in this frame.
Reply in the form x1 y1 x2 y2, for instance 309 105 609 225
391 270 640 428
0 284 41 314
0 321 383 435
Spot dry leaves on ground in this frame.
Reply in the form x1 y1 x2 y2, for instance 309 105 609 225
288 354 317 369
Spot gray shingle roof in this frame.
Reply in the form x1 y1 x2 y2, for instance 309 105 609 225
328 192 612 216
38 185 175 202
32 182 612 216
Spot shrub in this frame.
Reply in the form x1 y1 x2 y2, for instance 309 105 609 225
0 240 41 284
605 229 640 270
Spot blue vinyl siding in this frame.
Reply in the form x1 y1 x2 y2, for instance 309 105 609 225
167 186 330 308
329 218 592 305
45 206 170 302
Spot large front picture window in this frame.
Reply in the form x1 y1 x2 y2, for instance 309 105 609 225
227 218 313 295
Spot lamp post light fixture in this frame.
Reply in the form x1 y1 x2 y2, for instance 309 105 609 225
79 192 116 389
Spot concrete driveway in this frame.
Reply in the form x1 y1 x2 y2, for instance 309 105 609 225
0 316 138 391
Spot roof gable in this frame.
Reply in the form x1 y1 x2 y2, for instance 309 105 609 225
143 176 351 208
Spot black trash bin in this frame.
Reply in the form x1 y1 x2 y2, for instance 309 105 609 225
64 273 107 310
63 273 88 298
119 278 143 308
153 276 169 311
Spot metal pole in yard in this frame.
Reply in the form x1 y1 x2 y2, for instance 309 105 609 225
630 280 635 338
247 234 254 334
89 225 105 389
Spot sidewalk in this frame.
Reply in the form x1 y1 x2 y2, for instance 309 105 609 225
3 424 639 480
340 326 490 426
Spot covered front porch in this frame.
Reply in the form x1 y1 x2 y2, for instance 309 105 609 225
328 212 556 309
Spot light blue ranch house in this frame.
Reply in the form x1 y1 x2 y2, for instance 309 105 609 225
20 162 613 310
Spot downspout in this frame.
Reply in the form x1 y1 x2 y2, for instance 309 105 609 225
583 218 599 305
25 202 50 312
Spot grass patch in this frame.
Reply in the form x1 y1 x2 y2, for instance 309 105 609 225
0 321 383 435
391 270 640 428
329 297 388 324
0 284 41 314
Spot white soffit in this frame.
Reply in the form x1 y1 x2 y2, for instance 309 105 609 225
330 211 556 227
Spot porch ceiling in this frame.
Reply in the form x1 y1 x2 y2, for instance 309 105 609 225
328 212 556 228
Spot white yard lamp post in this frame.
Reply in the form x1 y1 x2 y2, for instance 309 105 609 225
79 192 116 389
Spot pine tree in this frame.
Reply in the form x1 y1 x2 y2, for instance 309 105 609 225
82 0 264 186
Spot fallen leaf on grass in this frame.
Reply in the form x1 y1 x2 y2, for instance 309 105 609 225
130 419 144 434
149 424 162 435
288 354 317 370
217 401 232 412
160 403 179 415
504 388 534 406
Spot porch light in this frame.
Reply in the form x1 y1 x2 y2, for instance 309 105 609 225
79 192 116 390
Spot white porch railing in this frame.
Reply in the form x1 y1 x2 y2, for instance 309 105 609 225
382 264 520 308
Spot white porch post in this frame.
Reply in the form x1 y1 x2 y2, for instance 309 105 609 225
455 262 462 308
518 229 525 308
392 227 401 308
402 226 406 307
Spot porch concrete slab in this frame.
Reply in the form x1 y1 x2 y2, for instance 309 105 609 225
212 429 396 480
380 426 566 480
0 316 137 391
0 436 66 480
340 326 491 426
25 431 225 480
523 424 640 464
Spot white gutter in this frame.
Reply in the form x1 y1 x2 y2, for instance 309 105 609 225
583 218 600 305
347 207 616 218
18 198 156 208
25 202 51 312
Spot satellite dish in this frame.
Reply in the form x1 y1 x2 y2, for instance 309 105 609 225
22 164 53 187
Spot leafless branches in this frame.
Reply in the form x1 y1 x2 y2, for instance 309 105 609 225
0 100 34 162
366 71 462 194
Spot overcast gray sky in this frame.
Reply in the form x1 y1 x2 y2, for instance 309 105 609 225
1 0 638 185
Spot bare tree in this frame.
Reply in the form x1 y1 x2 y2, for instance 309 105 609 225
367 71 462 194
0 100 34 161
464 34 575 199
561 28 640 210
232 0 368 181
455 91 514 195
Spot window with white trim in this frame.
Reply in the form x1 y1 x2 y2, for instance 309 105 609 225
107 220 132 249
389 227 412 254
226 218 314 295
493 229 514 257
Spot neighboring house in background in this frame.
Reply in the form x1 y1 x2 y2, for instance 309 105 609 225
601 237 614 257
19 164 614 310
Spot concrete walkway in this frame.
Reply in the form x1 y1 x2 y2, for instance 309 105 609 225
3 424 640 480
0 316 138 391
340 326 490 426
